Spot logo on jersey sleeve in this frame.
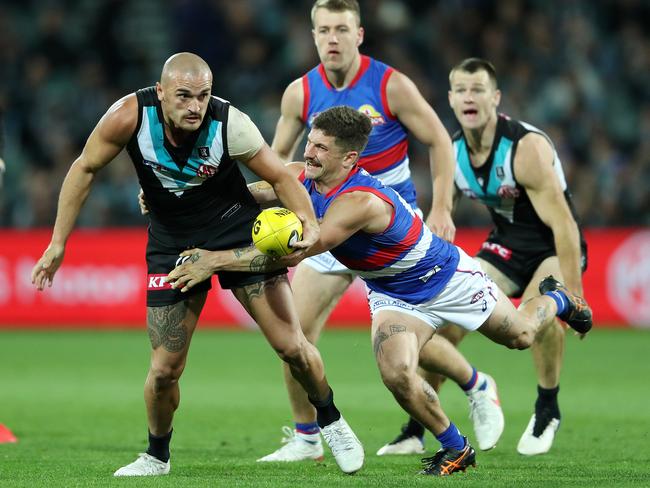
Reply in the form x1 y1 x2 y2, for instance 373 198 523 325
358 104 386 126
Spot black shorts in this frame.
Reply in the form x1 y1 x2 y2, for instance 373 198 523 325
476 237 588 298
145 225 287 307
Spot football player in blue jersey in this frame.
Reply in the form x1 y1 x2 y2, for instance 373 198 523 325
255 0 505 461
31 53 365 477
384 58 589 456
166 105 593 476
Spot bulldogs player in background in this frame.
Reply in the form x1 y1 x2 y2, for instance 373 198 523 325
166 105 593 476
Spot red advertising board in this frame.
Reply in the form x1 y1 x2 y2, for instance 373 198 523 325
0 228 648 328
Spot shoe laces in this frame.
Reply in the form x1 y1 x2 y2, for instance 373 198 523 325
325 424 357 454
468 389 491 425
279 426 297 445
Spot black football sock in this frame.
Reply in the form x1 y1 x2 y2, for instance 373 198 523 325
309 388 341 428
146 429 172 463
403 417 426 439
533 385 561 436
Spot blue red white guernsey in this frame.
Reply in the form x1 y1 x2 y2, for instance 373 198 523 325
453 114 585 254
126 87 259 243
301 167 459 304
302 56 416 207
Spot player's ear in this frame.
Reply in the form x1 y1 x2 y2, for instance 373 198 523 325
155 82 164 102
494 89 501 108
342 151 358 169
357 26 364 47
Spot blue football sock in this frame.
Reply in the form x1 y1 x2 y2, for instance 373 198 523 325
295 421 320 435
435 422 465 451
460 367 478 391
544 290 569 317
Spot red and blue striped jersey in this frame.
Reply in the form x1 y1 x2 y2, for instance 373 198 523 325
301 55 417 207
301 167 459 304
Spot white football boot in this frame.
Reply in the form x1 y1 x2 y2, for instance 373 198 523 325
517 414 560 455
257 426 324 462
376 430 425 456
467 373 505 451
320 417 364 474
113 453 170 476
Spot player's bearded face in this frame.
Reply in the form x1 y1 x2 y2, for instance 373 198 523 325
159 74 212 132
312 9 363 72
448 70 500 129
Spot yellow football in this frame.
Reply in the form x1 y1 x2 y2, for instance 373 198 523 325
252 207 303 257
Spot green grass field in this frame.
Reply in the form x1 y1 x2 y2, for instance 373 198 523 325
1 328 649 487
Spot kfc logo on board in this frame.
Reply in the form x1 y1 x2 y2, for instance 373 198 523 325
607 231 650 328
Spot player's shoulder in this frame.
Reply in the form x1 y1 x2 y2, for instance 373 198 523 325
101 93 139 140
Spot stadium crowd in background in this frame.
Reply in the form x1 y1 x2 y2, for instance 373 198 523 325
0 0 648 228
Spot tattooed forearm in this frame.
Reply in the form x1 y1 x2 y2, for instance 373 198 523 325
422 380 439 403
250 254 277 273
233 246 256 259
147 302 189 352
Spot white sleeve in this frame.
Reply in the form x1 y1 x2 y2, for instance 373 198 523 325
226 105 266 162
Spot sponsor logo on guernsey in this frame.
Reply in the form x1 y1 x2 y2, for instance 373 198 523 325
147 274 173 290
358 104 386 126
197 164 218 179
497 185 520 199
481 242 512 260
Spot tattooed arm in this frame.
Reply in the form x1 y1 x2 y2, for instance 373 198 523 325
165 245 286 293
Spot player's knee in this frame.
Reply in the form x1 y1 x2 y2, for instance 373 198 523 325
509 330 533 350
379 363 415 400
149 362 183 391
275 338 308 367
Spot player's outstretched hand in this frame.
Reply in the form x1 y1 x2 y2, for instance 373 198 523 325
166 248 213 293
425 209 456 243
31 243 65 291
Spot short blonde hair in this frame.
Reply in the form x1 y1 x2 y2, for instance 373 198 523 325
310 0 361 27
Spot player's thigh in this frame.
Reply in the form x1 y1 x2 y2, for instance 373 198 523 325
475 256 520 297
292 262 354 337
521 255 562 301
477 287 532 349
371 310 436 373
436 322 468 346
147 291 208 367
232 274 303 353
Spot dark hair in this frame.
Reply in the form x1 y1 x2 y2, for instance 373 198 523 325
311 0 361 27
449 57 498 88
312 106 372 155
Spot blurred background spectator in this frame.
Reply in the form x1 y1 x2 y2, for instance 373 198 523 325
0 0 648 228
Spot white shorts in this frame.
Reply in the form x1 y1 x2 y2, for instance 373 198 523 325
367 247 498 331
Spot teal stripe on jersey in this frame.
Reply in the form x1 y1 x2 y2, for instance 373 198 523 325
456 139 484 197
145 107 198 185
186 119 220 172
488 137 513 201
